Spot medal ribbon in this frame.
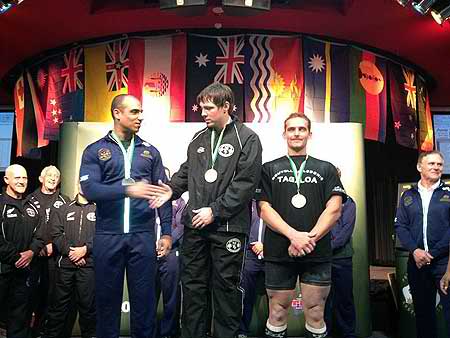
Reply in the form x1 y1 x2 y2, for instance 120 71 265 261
111 131 135 234
286 155 308 194
210 127 226 169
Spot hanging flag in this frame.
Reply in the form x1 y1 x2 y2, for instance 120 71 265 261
43 48 85 140
186 34 246 122
26 71 48 149
303 37 349 123
349 48 387 142
389 63 418 149
13 72 49 157
416 76 433 151
13 74 25 156
244 35 303 123
128 34 186 123
85 39 129 122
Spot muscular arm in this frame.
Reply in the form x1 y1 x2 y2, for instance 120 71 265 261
309 194 343 241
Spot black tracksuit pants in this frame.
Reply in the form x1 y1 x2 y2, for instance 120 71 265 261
44 266 96 338
0 269 33 338
180 227 246 338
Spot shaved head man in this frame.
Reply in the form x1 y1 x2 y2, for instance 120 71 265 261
1 164 44 338
4 164 28 198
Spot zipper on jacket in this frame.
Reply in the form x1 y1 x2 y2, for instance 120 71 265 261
78 208 84 241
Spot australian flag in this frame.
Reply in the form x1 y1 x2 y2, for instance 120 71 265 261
186 34 247 122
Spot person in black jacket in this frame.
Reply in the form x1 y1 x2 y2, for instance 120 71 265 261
28 165 70 338
43 186 96 338
148 83 263 338
0 164 44 338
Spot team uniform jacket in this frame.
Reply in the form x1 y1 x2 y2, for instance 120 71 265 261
79 132 171 235
52 199 96 268
0 192 44 273
395 181 450 261
169 116 263 234
29 189 69 245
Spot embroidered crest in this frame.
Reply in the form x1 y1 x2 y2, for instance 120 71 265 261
226 238 242 253
219 144 234 157
26 208 36 217
86 212 96 222
98 148 112 161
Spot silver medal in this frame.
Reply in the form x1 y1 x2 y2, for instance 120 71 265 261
204 169 218 183
291 194 306 209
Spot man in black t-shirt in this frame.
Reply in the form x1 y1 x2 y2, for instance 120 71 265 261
256 113 346 338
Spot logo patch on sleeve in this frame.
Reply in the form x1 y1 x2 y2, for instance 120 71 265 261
404 196 413 207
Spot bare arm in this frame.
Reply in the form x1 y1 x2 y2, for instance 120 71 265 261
309 194 343 241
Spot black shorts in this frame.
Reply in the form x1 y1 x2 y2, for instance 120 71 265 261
265 260 331 290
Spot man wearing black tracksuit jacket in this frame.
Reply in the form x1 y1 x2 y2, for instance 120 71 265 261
43 193 96 338
0 164 44 338
148 83 263 338
28 165 70 338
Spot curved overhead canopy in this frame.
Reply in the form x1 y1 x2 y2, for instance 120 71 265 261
0 0 449 105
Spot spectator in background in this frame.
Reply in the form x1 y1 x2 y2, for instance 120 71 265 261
324 167 357 338
395 151 450 338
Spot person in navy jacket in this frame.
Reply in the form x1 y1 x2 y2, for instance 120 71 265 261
324 167 357 338
155 195 186 338
237 200 266 338
395 151 450 338
79 94 172 338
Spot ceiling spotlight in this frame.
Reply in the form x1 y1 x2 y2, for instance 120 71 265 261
431 4 450 24
396 0 410 6
411 0 437 14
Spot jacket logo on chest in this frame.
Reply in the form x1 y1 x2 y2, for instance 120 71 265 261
219 144 234 157
6 208 17 218
98 148 112 161
440 194 450 202
197 147 205 154
26 208 36 217
53 201 64 208
140 150 152 159
67 212 75 221
86 212 96 222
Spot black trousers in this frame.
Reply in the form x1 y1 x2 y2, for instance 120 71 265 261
407 256 450 338
180 227 246 338
324 257 357 338
44 266 96 338
29 256 58 336
0 269 33 338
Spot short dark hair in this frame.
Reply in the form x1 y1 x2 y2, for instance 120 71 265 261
197 83 235 113
283 112 312 132
417 150 444 165
110 94 130 119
